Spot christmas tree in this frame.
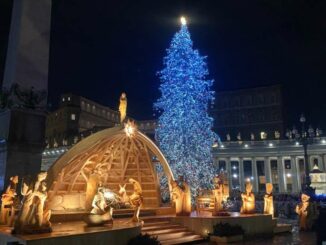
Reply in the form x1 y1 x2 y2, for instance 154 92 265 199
154 17 216 197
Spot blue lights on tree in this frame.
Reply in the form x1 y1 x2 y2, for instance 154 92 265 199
154 19 217 197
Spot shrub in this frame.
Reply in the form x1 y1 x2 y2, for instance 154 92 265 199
128 233 161 245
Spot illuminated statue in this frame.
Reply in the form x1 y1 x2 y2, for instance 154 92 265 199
263 183 274 218
14 172 52 233
170 180 183 215
170 177 191 216
295 193 319 231
118 184 130 206
179 177 191 215
91 187 107 215
1 176 19 226
119 92 127 123
118 178 143 223
240 182 255 214
212 176 223 215
85 187 114 226
128 178 143 222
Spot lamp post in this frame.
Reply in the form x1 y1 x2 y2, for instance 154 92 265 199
299 114 315 196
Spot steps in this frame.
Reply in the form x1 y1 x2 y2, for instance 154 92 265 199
273 223 292 234
142 217 205 245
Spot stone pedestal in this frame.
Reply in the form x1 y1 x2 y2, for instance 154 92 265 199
0 108 45 190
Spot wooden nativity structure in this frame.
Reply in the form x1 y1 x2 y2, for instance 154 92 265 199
46 124 174 212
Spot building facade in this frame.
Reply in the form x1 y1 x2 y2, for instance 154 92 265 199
45 93 120 148
42 94 157 170
213 137 326 194
212 85 284 141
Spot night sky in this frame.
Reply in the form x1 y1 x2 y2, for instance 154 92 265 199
1 0 326 129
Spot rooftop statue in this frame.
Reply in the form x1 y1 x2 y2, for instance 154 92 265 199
119 92 127 123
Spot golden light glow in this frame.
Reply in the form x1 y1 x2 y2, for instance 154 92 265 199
124 120 137 137
180 16 187 25
104 191 114 199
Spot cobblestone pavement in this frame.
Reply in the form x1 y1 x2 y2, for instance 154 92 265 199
200 220 320 245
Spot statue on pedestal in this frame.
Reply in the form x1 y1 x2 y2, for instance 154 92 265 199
250 133 255 141
118 178 143 223
84 186 114 226
13 172 52 234
263 183 274 218
170 176 191 216
1 176 19 226
295 193 319 231
212 175 230 216
240 182 255 214
226 133 231 141
119 92 127 123
128 178 143 223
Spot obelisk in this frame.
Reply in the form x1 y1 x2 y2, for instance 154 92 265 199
0 0 52 190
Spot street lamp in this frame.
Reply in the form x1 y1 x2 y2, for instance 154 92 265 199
299 114 315 196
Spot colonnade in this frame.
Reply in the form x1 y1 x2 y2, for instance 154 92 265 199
213 154 326 193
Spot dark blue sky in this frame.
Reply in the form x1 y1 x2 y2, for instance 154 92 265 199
1 0 326 128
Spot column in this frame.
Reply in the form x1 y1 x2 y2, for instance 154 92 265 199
277 156 285 192
226 157 232 190
318 154 324 171
264 157 272 183
295 157 302 191
291 156 299 193
214 157 219 173
239 157 245 191
309 155 314 170
252 158 259 192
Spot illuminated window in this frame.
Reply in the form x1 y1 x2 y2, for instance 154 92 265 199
68 97 71 101
62 98 65 102
71 114 76 120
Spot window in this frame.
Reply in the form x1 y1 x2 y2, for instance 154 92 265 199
71 114 76 120
62 98 65 102
68 97 71 101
